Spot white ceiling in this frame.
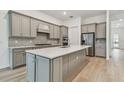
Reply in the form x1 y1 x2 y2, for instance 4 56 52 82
41 10 106 20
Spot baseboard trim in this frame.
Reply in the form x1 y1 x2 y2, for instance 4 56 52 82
0 67 11 72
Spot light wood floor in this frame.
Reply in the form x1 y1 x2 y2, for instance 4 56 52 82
0 49 124 82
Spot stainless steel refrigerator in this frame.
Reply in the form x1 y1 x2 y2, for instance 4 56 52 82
81 32 95 56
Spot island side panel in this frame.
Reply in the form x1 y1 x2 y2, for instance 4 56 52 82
26 53 36 82
36 56 50 82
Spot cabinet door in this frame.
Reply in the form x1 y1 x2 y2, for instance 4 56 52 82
54 25 60 39
82 25 88 33
38 21 50 33
87 24 96 32
30 18 38 37
62 55 69 80
61 26 68 37
11 13 22 36
53 57 62 82
96 23 106 38
13 51 25 67
69 53 76 74
95 40 106 57
49 24 54 38
21 15 31 37
36 56 49 82
26 53 35 82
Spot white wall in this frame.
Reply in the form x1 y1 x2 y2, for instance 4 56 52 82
0 10 9 69
0 10 62 69
63 17 81 45
82 14 106 24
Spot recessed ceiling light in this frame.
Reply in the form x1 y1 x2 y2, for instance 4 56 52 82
119 19 123 21
63 11 66 15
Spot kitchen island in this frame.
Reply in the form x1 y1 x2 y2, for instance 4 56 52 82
26 45 90 82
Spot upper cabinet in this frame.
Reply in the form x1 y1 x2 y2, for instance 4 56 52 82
60 26 68 37
9 11 61 39
82 25 88 33
37 21 50 33
82 24 96 33
21 15 31 37
10 12 31 37
87 24 96 32
49 25 60 39
96 23 106 38
49 24 54 39
10 13 22 37
54 25 60 39
30 18 39 37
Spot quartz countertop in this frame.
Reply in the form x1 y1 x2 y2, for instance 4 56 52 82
26 45 91 59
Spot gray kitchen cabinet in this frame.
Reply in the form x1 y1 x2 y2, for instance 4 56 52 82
49 25 60 39
30 18 38 37
60 26 68 37
62 55 69 81
36 56 50 82
49 24 54 38
54 25 60 39
82 25 88 33
10 12 31 37
10 12 22 36
37 21 50 33
95 40 106 57
87 24 96 32
26 53 35 82
82 24 96 33
13 49 26 68
69 52 77 74
96 23 106 38
53 57 62 82
21 15 31 37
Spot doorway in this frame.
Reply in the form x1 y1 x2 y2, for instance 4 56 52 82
112 33 119 49
110 10 124 62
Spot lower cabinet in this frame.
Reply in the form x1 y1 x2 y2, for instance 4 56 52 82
62 55 69 80
10 49 26 69
62 50 86 81
53 57 63 82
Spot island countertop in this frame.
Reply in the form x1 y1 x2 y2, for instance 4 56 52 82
26 45 90 59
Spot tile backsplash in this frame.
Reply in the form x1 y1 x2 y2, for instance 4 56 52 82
9 33 60 47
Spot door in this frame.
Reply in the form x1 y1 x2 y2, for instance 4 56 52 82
69 26 79 45
21 15 31 37
113 33 119 48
